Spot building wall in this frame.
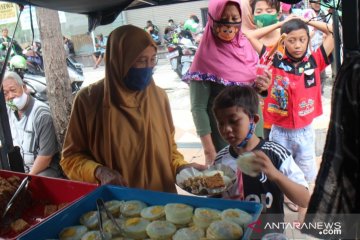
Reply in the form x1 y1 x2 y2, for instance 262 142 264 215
124 1 209 39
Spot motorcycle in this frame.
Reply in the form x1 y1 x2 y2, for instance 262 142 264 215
166 30 197 78
21 45 84 102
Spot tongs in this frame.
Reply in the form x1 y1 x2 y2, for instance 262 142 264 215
96 198 123 240
2 176 31 218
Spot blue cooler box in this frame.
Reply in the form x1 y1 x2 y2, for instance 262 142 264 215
20 185 263 239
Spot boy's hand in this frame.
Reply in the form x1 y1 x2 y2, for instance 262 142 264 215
252 150 280 181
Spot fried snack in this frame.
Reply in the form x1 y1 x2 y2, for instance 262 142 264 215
181 173 225 194
44 204 58 217
10 218 29 233
204 173 225 189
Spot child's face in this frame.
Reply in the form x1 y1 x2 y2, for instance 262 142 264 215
284 29 309 59
254 1 277 16
215 106 253 148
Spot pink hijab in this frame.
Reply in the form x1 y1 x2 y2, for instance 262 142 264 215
185 0 258 85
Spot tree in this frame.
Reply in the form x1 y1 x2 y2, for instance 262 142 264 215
36 7 73 147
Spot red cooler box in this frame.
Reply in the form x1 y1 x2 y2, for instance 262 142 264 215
0 170 98 239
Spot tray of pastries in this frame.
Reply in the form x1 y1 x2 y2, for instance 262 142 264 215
19 185 263 240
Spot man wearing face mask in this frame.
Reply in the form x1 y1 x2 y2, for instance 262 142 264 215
60 25 205 191
3 71 62 177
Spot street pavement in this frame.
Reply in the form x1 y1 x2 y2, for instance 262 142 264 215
82 59 332 239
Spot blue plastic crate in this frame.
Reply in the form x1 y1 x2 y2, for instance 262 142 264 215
20 185 262 239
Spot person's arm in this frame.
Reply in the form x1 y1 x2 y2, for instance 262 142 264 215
31 108 59 175
161 91 205 173
189 81 217 165
60 93 103 183
29 155 52 175
306 20 334 56
244 21 284 54
252 150 310 208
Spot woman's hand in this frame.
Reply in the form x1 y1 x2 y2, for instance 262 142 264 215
95 166 128 186
205 151 217 166
255 69 272 92
176 162 207 174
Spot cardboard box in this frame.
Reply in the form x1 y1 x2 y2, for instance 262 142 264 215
20 185 263 240
0 170 98 239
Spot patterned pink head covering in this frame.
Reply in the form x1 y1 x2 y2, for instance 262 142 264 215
184 0 258 85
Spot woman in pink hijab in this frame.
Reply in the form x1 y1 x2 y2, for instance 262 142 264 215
182 0 271 165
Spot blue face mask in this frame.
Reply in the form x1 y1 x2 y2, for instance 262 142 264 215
123 67 153 91
237 117 256 149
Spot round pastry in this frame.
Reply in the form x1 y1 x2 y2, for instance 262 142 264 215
122 217 150 239
81 230 112 240
146 220 176 240
193 208 221 228
236 152 260 177
172 226 205 240
103 218 125 237
206 220 243 240
104 200 124 217
121 200 147 217
221 208 252 228
164 203 193 225
59 225 88 240
79 211 107 229
140 205 165 221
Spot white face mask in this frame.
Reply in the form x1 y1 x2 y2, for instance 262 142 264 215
7 92 28 111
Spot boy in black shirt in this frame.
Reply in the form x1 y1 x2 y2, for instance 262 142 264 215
212 86 310 235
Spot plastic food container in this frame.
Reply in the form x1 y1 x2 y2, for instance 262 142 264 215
20 185 263 240
0 170 98 239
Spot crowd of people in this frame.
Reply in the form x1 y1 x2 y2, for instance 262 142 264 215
2 0 346 237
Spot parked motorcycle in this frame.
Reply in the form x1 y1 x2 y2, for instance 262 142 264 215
23 44 84 85
166 40 197 78
166 30 197 78
8 54 84 103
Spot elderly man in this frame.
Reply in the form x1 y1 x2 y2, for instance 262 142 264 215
2 71 62 177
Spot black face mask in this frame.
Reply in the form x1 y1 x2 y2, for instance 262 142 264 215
285 37 309 63
285 48 307 62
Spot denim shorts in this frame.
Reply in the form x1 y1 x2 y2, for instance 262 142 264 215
269 124 317 182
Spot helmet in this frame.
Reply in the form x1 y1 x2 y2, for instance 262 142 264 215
9 55 27 70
